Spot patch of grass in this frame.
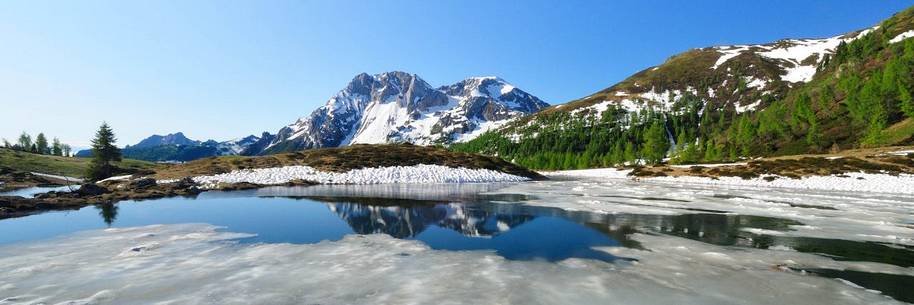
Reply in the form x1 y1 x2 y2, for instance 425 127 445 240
0 148 157 178
154 144 544 180
876 118 914 146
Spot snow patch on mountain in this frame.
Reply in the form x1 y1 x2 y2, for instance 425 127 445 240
712 26 879 83
890 30 914 43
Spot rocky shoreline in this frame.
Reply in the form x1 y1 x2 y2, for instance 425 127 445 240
0 178 202 219
0 167 70 193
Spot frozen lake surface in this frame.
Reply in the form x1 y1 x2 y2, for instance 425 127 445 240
0 179 913 304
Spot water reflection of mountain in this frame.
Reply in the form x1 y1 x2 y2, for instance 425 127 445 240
326 202 533 238
316 196 803 250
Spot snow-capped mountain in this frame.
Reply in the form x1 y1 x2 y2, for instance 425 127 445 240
210 134 262 156
255 71 548 155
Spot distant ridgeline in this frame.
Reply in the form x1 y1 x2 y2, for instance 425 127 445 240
75 132 272 162
453 6 914 170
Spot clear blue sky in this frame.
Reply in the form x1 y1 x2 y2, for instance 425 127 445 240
1 0 911 147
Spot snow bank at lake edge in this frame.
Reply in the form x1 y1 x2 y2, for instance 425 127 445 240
161 164 530 187
542 168 914 195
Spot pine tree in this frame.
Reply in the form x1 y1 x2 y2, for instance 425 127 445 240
17 132 31 151
62 144 72 157
51 138 63 156
901 83 914 119
641 120 670 165
87 122 123 181
35 133 49 155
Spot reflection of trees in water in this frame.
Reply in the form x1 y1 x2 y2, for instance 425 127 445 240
95 203 119 227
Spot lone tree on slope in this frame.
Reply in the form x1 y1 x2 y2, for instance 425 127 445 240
35 133 49 155
51 138 63 156
61 144 72 157
87 122 122 181
17 132 31 151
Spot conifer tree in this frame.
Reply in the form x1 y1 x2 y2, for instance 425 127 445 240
900 83 914 119
87 122 122 181
62 144 72 157
641 120 670 165
51 138 63 156
17 132 31 151
35 133 49 155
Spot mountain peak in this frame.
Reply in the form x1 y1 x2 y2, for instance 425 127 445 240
253 72 548 154
133 132 198 149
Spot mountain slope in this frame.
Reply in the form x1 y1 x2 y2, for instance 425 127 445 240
255 72 548 155
454 5 914 170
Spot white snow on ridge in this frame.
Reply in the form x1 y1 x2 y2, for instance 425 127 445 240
890 30 914 43
178 164 529 187
712 26 879 83
713 45 750 69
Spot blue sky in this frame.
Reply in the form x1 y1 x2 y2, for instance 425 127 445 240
1 0 911 147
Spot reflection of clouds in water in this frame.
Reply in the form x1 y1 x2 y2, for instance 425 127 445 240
254 183 521 202
0 223 908 305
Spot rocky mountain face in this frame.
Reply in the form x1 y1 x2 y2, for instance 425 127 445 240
455 6 914 169
253 71 548 155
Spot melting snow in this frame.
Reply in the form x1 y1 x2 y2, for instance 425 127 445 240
712 46 750 69
890 30 914 43
1 220 909 304
712 26 879 83
175 164 529 187
736 99 762 113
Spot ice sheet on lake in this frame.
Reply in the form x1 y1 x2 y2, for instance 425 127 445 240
0 223 907 305
492 176 914 247
546 167 914 195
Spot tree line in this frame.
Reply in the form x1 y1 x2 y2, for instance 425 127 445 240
2 132 73 157
2 123 124 181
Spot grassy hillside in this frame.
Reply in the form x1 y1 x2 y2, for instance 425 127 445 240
454 5 914 170
0 148 156 178
154 144 544 180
